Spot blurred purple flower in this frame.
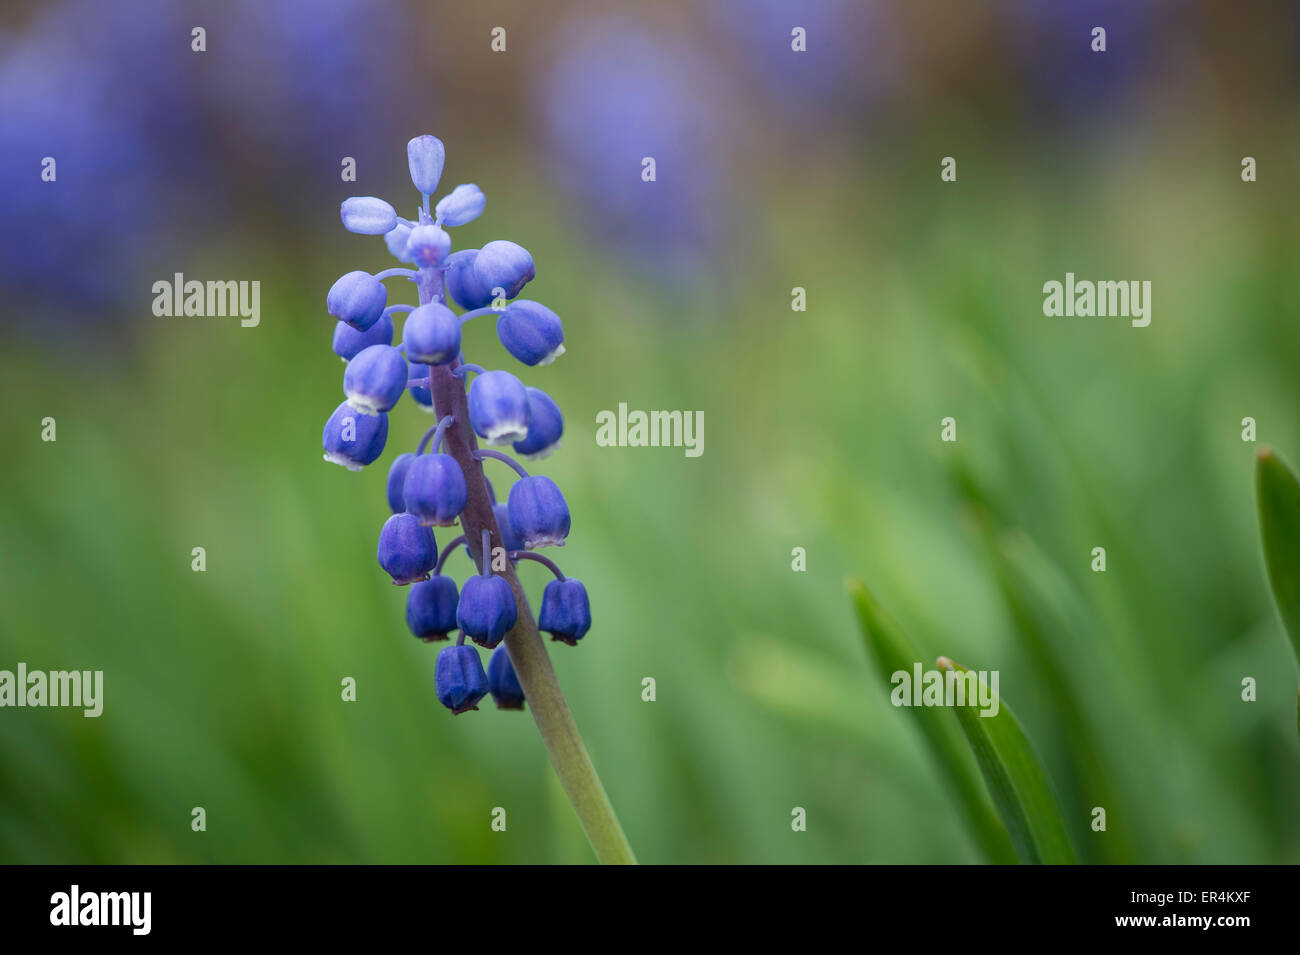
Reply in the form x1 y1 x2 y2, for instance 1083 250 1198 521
707 0 905 117
535 15 730 278
0 0 205 321
1008 0 1167 119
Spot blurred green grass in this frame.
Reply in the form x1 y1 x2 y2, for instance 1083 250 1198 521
3 128 1300 863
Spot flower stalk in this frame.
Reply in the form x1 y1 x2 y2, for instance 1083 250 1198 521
419 264 636 865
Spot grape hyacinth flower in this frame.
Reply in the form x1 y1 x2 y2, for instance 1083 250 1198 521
317 134 634 864
487 646 526 710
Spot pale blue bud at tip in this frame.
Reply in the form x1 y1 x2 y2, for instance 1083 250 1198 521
473 240 535 300
341 196 398 235
407 135 446 195
405 224 452 269
435 184 486 227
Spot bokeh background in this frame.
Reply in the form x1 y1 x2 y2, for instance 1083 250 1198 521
2 0 1299 864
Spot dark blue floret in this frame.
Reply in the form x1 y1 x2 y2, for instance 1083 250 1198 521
513 388 564 458
538 577 591 646
497 300 564 366
323 400 388 470
377 512 436 585
403 302 461 365
403 453 468 527
406 575 460 641
507 475 570 548
333 313 393 361
456 573 518 648
327 270 387 331
386 452 415 512
435 644 488 715
405 355 433 411
445 249 495 310
473 240 534 299
487 645 526 709
468 370 530 445
494 502 525 552
344 343 408 414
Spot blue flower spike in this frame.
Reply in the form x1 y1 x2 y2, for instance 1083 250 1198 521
435 644 488 715
327 270 387 331
321 134 607 730
377 512 436 585
468 369 530 444
487 645 526 709
497 300 565 366
508 475 571 548
538 577 592 646
343 344 408 414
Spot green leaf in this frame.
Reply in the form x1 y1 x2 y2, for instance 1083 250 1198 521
937 656 1076 864
849 578 1018 864
1256 447 1300 667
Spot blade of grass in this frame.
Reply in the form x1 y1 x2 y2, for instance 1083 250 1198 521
1256 447 1300 745
937 656 1076 864
1256 447 1300 666
850 578 1017 864
951 461 1142 862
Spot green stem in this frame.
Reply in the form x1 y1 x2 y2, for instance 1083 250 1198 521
416 259 636 864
